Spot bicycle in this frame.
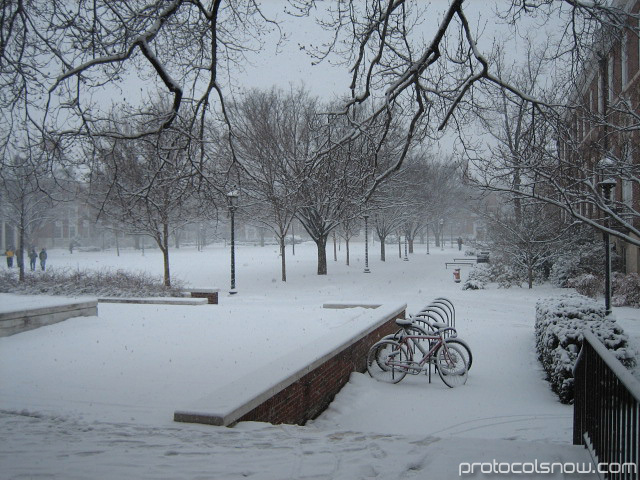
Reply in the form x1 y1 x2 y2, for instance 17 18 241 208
409 313 473 370
366 318 468 387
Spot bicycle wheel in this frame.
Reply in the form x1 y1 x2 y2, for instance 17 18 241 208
366 340 408 383
443 338 473 371
436 343 468 387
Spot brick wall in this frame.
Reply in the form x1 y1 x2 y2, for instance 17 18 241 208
234 308 404 426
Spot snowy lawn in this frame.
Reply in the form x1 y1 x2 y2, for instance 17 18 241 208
1 242 630 478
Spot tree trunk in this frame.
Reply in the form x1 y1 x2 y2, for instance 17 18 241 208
345 238 350 266
398 234 401 258
280 236 287 282
333 232 337 261
380 235 386 261
162 223 171 287
527 264 533 289
18 224 25 282
316 237 328 275
408 237 414 254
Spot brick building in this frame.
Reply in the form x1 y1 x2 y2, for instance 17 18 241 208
564 0 640 273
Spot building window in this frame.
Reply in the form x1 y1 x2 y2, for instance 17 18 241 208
607 54 614 103
54 221 62 239
588 90 594 130
622 146 633 207
598 70 604 113
621 32 628 88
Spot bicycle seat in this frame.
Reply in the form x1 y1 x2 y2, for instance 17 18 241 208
395 318 413 327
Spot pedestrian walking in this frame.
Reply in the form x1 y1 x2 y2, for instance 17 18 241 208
28 247 38 271
39 248 48 271
5 247 14 268
457 237 463 251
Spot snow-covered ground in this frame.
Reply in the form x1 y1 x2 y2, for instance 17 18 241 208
1 242 636 479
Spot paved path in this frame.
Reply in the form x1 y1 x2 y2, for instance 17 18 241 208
0 410 596 479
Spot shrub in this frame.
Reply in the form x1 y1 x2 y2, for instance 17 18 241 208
612 272 640 308
535 294 636 404
0 267 186 298
548 228 606 288
567 273 603 298
462 265 489 290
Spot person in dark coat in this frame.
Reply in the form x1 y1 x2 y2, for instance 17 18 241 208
457 237 463 251
39 248 48 271
28 247 38 271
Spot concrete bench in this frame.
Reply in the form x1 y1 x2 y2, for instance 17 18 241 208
98 297 208 305
185 288 220 305
445 262 475 269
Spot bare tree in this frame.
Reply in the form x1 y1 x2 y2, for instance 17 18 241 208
373 207 403 262
337 217 361 266
1 154 55 281
3 1 638 250
228 87 315 281
486 201 567 289
88 105 205 286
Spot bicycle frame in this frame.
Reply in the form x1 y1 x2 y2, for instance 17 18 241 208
387 330 456 374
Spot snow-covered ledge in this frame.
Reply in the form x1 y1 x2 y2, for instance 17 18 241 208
0 297 98 337
322 301 383 309
174 301 406 427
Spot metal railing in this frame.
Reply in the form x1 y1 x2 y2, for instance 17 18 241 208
573 330 640 479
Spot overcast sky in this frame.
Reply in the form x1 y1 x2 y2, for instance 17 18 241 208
236 1 549 102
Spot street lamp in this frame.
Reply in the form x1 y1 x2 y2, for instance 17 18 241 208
426 222 430 255
403 232 409 261
440 218 444 251
363 214 371 273
227 189 239 295
597 156 617 315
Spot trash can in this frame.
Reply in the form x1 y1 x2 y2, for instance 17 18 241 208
453 268 461 283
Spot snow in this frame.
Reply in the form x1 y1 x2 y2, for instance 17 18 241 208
1 242 632 478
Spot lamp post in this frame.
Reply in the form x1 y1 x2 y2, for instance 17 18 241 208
363 214 371 273
403 232 409 261
597 157 616 315
440 218 444 251
227 189 239 295
426 223 430 255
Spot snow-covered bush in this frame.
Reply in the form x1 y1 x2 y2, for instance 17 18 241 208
462 265 489 290
0 268 186 297
535 294 636 404
567 273 602 298
612 272 640 308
